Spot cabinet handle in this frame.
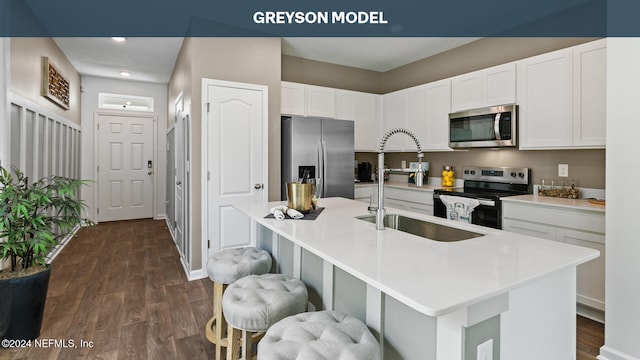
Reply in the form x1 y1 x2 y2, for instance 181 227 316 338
254 183 263 189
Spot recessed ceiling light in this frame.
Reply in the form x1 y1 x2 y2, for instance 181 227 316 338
119 71 131 77
111 37 126 42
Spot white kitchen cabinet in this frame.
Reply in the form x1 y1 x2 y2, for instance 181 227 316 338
337 90 380 151
380 91 406 151
281 82 337 118
502 200 605 316
517 39 606 150
422 79 452 151
517 48 574 149
306 85 336 118
281 81 306 116
572 39 606 147
382 80 452 152
383 187 434 216
451 63 516 112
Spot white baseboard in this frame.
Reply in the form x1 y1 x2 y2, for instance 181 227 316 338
155 213 167 220
46 224 82 264
598 346 640 360
179 256 207 281
577 303 605 324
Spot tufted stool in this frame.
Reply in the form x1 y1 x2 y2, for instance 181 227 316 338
205 247 272 360
258 310 381 360
223 273 308 360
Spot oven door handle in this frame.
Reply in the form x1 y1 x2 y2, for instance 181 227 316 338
434 193 495 207
477 198 495 206
494 112 502 140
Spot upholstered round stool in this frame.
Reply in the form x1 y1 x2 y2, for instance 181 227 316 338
205 247 272 360
223 273 308 360
258 310 381 360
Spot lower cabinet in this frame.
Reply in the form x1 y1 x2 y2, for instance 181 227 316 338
355 185 433 216
502 201 605 318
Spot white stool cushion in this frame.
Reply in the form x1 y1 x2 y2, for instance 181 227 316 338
258 311 381 360
207 247 272 284
222 274 308 332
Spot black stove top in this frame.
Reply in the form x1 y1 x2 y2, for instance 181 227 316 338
433 166 532 201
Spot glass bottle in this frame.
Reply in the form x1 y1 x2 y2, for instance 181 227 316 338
441 165 454 187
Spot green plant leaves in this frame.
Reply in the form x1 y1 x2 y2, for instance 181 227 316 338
0 165 91 272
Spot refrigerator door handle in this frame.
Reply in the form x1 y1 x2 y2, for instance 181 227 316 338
317 139 324 198
321 139 328 197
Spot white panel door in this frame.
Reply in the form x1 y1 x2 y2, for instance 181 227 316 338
174 112 185 258
206 81 267 255
97 113 154 221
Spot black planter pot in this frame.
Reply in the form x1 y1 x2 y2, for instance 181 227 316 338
0 266 51 341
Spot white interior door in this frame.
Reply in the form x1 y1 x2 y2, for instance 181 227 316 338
97 113 154 222
175 112 185 256
204 79 267 256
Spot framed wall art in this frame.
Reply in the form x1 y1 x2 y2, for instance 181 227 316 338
42 56 70 110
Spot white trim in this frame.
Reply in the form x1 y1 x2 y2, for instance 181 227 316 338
154 213 167 220
45 224 82 264
201 78 269 274
9 93 81 130
166 123 175 133
93 110 158 224
598 346 640 360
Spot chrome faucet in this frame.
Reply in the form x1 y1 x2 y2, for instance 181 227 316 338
372 128 424 230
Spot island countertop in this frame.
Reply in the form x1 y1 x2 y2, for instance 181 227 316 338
234 197 599 317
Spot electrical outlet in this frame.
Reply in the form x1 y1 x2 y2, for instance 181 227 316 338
558 164 569 177
477 339 493 360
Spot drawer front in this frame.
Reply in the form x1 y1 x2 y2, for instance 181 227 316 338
503 219 557 241
384 187 434 206
502 202 605 234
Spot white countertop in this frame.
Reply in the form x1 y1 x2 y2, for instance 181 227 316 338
235 197 599 317
502 194 606 213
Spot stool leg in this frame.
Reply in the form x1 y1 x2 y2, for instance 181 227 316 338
214 282 227 359
241 331 252 360
227 324 241 360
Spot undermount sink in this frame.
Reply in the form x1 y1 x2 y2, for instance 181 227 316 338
356 214 483 242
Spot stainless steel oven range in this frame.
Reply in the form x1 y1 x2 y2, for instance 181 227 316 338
433 166 531 229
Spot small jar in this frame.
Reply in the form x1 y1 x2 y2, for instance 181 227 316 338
441 165 454 187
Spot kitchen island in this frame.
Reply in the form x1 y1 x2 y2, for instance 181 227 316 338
234 197 599 360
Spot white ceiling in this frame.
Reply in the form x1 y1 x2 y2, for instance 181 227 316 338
53 37 479 84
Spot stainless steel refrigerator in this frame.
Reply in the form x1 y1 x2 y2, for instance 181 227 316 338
281 116 355 200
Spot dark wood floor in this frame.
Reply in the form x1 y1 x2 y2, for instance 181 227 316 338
1 219 604 360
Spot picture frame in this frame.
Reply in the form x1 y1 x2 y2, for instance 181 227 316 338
42 56 70 110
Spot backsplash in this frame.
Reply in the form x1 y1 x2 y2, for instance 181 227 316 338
355 148 606 189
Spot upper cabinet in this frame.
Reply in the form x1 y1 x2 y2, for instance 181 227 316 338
337 90 380 151
518 39 606 150
281 81 337 118
573 39 606 147
281 81 306 116
380 79 452 152
451 63 516 112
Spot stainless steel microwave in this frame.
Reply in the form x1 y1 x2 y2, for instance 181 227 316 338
449 104 517 148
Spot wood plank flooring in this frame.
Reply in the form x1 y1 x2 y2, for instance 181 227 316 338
0 219 604 360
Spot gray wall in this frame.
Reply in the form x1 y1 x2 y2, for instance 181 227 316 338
357 148 606 189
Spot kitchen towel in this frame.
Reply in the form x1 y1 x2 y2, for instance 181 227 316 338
286 208 304 219
269 205 288 220
265 208 325 220
439 195 480 224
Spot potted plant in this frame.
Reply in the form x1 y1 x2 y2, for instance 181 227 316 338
0 165 91 341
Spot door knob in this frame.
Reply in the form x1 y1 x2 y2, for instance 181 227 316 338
148 171 153 175
254 183 263 189
176 181 182 185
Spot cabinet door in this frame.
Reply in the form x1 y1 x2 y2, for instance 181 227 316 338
557 228 605 311
356 94 379 151
484 63 516 107
423 79 452 151
451 71 483 112
381 91 406 151
404 85 429 152
281 81 306 116
573 39 606 147
339 90 379 152
517 48 573 149
503 219 556 241
306 85 336 118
